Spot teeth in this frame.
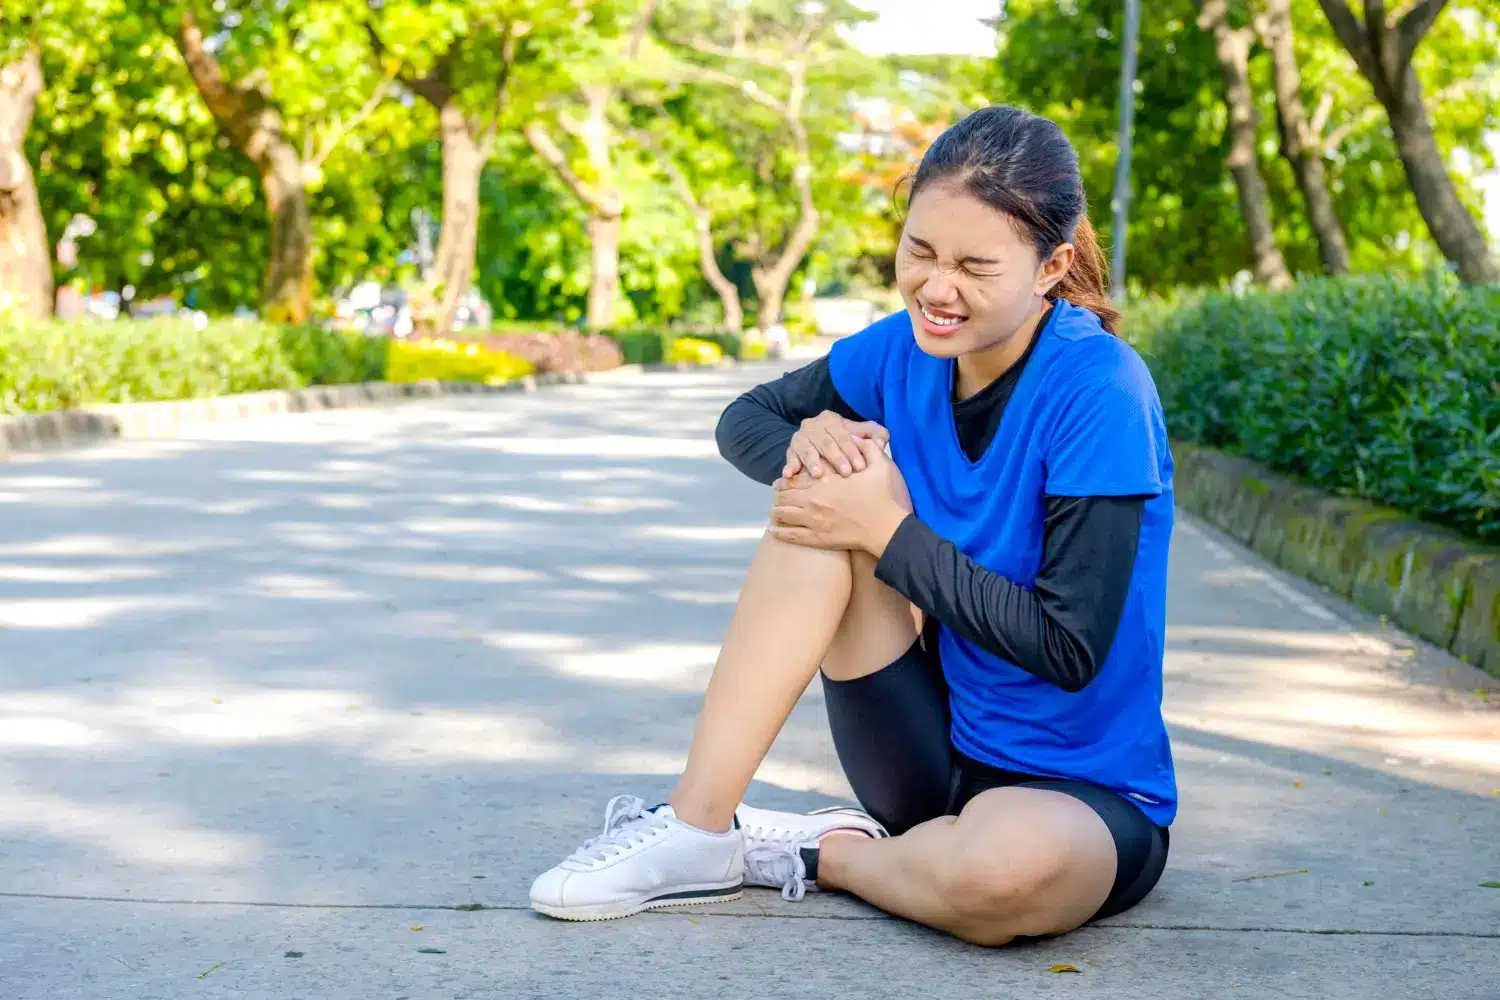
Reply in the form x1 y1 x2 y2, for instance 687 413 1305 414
921 306 965 327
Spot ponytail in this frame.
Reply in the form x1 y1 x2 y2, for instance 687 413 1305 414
1050 216 1121 335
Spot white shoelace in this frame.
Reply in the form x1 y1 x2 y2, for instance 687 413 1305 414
742 826 812 902
567 795 669 864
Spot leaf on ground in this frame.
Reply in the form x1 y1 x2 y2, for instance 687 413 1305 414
1292 781 1302 788
1321 767 1333 776
454 903 487 911
687 917 700 925
346 704 359 711
1232 868 1308 882
212 698 223 705
196 962 223 979
284 951 303 958
1363 881 1375 887
1480 881 1500 889
1048 964 1082 974
417 947 446 954
410 925 423 932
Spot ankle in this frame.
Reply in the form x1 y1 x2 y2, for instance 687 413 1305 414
666 795 735 835
810 829 870 889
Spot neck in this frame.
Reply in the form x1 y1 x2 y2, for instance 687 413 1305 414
954 299 1050 400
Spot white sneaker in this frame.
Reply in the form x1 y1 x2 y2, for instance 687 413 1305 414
735 804 888 901
529 795 744 921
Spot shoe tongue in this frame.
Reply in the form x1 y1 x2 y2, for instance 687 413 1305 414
648 802 676 820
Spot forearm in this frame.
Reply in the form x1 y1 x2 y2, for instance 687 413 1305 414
872 496 1145 692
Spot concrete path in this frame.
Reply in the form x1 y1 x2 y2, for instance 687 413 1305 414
1 364 1497 999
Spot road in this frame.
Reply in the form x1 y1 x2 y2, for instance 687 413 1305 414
1 363 1497 999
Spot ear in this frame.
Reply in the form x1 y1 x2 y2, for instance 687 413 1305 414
1034 243 1074 297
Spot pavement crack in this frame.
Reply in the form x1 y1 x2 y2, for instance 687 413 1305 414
5 891 1497 939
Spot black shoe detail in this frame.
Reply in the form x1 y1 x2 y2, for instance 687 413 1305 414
799 845 819 883
647 881 744 904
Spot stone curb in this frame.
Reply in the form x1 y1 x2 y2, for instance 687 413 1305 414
0 367 650 458
1171 441 1500 680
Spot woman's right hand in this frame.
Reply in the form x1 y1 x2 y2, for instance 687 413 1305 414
784 410 891 479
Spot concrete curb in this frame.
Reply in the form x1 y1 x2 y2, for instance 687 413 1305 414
0 367 648 458
1171 441 1500 679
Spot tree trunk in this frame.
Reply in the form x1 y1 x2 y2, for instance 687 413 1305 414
429 103 485 335
260 146 314 324
1260 0 1350 275
1200 1 1294 289
1314 0 1496 284
694 212 743 332
0 49 51 320
1385 66 1496 284
750 61 820 330
177 13 314 322
586 211 622 331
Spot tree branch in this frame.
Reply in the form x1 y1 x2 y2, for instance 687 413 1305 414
1395 0 1448 70
1315 0 1378 78
626 0 662 61
177 11 248 129
479 23 519 147
661 31 782 70
1309 91 1334 138
673 63 786 113
309 70 394 170
524 121 611 215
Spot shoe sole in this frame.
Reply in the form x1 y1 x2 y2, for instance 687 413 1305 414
531 880 744 922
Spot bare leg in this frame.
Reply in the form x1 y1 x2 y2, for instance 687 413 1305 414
667 536 917 832
817 786 1117 946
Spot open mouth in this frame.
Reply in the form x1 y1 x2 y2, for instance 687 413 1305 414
918 304 967 333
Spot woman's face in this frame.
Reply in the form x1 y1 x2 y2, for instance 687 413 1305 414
895 180 1068 358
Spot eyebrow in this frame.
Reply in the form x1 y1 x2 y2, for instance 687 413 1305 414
907 235 1002 267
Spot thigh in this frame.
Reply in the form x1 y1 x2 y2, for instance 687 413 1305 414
822 615 954 835
947 786 1118 939
1016 780 1169 921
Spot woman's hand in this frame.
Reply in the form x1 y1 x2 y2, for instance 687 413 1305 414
784 409 890 479
772 437 912 555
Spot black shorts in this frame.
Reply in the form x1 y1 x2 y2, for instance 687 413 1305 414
821 621 1169 923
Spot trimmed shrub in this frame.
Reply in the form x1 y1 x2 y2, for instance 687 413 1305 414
667 336 724 365
386 338 534 384
472 329 623 373
1133 274 1500 540
0 318 383 414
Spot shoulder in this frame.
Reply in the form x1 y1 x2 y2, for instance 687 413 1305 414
828 309 915 373
1043 300 1157 402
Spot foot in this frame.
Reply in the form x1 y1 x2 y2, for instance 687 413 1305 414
735 804 888 901
530 795 745 921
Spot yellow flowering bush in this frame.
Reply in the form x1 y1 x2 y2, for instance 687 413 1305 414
666 336 723 365
386 337 535 385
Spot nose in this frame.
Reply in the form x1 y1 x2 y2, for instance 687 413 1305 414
922 269 961 308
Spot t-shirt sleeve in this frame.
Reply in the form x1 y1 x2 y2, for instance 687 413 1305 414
1044 344 1167 497
825 312 909 426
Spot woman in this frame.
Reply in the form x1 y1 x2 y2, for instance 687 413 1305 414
530 105 1176 946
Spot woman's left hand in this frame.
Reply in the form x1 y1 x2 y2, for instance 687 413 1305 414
771 436 912 555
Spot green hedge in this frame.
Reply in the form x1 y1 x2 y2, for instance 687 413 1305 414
0 319 386 415
602 327 743 365
1132 274 1500 541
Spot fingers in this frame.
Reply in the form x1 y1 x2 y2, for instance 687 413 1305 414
783 447 802 478
792 436 824 478
853 435 886 465
848 419 890 445
809 424 858 477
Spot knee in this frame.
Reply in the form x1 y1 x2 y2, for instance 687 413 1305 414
937 834 1069 946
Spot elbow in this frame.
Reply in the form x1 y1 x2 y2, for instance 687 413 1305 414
1052 638 1101 694
714 397 746 463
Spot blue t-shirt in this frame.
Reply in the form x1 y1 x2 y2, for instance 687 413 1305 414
828 299 1177 826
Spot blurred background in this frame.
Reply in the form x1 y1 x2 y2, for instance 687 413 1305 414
0 0 1496 541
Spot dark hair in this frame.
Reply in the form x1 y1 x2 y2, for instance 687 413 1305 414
908 105 1121 334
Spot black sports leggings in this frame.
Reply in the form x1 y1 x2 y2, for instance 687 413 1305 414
821 620 1169 922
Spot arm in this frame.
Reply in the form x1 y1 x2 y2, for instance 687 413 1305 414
715 356 865 486
873 495 1147 692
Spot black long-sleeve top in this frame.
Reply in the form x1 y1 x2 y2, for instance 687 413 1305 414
715 342 1146 693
